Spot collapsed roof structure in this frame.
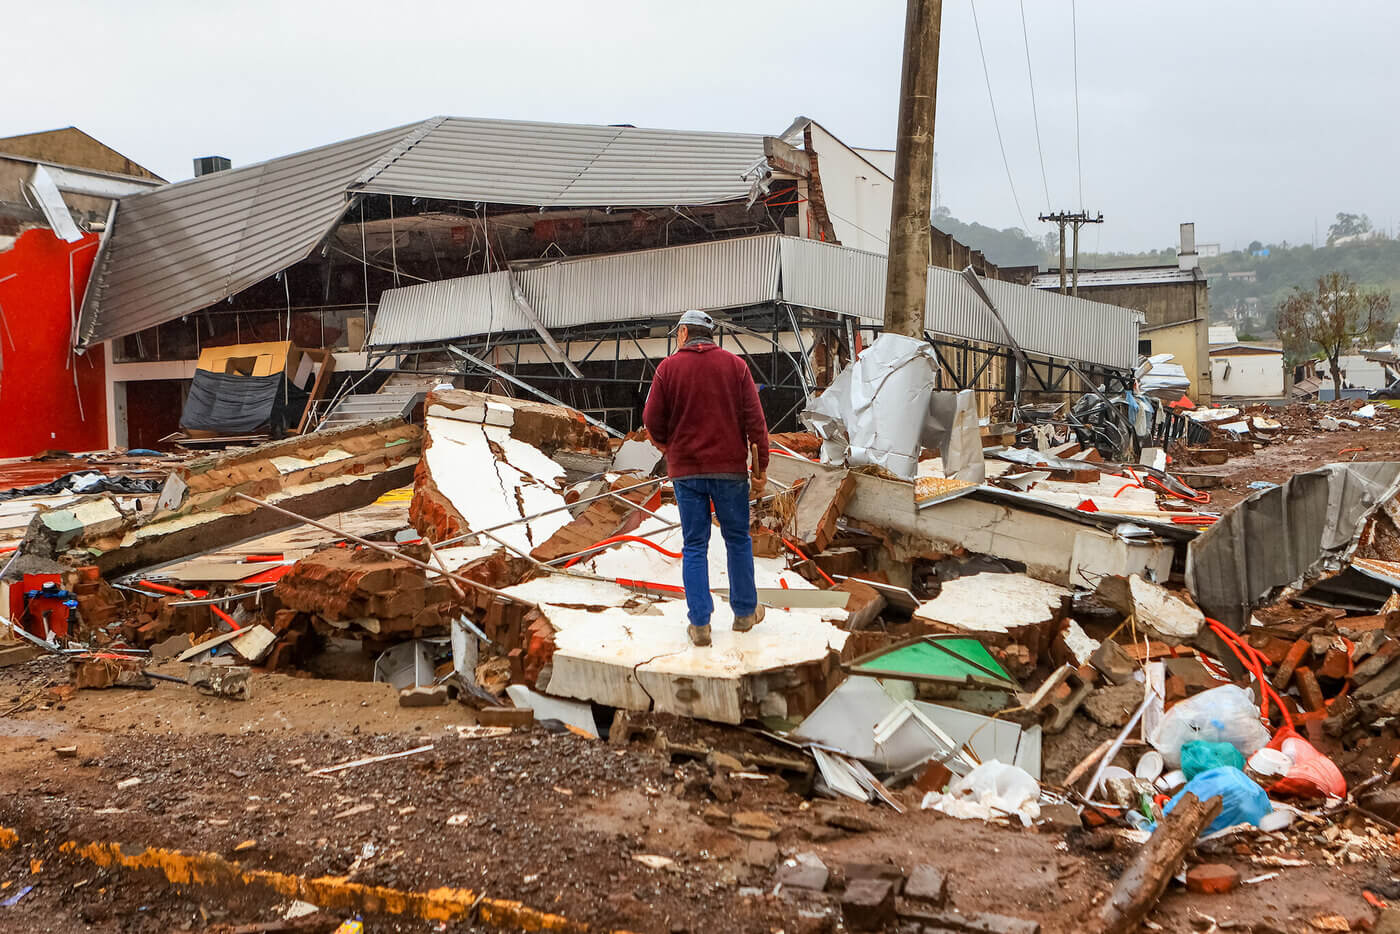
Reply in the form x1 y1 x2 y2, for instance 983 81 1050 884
73 114 1145 443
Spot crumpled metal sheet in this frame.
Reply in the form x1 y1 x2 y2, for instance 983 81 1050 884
1186 461 1400 630
801 333 940 479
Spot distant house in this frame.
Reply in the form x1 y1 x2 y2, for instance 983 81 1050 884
1210 342 1285 398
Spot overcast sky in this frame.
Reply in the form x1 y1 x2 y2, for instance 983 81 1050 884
6 0 1398 253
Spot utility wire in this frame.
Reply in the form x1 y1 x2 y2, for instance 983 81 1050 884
1072 0 1084 209
969 0 1030 232
1019 0 1052 210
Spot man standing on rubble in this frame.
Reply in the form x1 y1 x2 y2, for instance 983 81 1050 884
644 309 770 647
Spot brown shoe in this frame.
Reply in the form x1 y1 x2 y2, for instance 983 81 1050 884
732 605 765 633
687 624 712 647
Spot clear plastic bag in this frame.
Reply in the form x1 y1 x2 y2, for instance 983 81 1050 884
1148 684 1271 767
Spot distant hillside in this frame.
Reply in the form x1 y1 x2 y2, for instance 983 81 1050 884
1077 238 1400 336
932 207 1051 267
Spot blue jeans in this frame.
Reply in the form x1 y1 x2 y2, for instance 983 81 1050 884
672 477 758 628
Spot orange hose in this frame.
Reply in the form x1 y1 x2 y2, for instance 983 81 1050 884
780 537 837 587
210 605 242 632
562 535 682 569
1207 619 1292 732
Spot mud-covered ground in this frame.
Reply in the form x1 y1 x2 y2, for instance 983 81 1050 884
0 657 1389 933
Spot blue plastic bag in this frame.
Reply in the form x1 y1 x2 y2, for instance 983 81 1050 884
1165 766 1271 836
1180 740 1246 779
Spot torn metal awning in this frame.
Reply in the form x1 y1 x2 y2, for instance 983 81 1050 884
368 234 1142 370
1186 461 1400 630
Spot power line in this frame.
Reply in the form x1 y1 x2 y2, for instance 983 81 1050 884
969 0 1030 232
1019 0 1052 210
1072 0 1084 209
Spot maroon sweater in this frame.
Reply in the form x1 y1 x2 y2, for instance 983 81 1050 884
643 342 770 478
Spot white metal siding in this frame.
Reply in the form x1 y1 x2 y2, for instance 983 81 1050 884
780 237 1139 369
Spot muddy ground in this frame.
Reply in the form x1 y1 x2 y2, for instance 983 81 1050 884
1182 423 1400 511
0 657 1388 934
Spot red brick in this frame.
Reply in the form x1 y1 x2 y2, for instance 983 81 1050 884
1185 863 1240 894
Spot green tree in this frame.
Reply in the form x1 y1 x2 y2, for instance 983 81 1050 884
1247 240 1263 253
1276 271 1391 398
1327 212 1372 245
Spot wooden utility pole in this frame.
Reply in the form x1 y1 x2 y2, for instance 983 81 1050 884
882 0 943 338
1039 211 1103 295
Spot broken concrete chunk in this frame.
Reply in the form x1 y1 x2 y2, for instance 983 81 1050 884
187 664 251 701
904 864 948 905
731 810 780 840
1083 682 1143 728
1095 574 1204 645
398 684 449 707
775 851 828 891
913 573 1070 654
841 877 896 931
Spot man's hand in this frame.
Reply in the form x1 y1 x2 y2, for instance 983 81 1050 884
749 441 766 499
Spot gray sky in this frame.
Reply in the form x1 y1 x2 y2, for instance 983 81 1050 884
6 0 1399 253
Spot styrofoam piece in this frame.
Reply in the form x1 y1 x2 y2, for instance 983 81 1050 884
505 684 598 737
1135 750 1165 781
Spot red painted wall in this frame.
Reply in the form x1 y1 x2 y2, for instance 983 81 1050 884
0 228 107 457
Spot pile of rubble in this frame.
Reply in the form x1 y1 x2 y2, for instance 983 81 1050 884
9 346 1400 929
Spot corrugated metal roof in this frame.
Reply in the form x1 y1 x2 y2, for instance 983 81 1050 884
369 233 1140 370
356 118 769 206
1030 266 1198 289
77 123 416 346
77 116 775 347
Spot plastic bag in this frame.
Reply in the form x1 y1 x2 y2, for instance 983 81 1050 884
1165 766 1272 836
1148 684 1271 767
920 760 1041 826
1262 730 1346 799
1180 740 1246 778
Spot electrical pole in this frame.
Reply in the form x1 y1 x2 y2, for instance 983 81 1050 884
882 0 943 338
1038 211 1103 295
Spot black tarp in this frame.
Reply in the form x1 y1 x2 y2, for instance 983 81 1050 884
180 370 310 435
0 471 162 502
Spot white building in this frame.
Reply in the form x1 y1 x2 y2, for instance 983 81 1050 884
1210 343 1285 398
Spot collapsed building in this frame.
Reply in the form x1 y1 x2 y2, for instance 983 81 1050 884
56 113 1147 449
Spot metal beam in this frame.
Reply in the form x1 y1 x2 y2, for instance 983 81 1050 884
507 271 583 378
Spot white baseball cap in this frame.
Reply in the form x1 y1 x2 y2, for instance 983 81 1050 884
675 309 715 331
